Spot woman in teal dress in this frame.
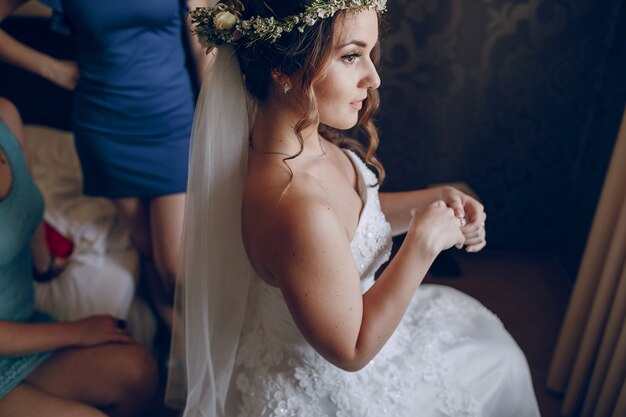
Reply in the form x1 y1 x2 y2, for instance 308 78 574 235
0 97 157 417
0 0 215 328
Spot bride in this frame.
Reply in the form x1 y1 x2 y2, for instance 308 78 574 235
171 0 542 416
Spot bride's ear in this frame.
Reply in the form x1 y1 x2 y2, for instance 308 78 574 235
271 69 292 94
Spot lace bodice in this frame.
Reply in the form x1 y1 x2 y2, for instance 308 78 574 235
345 150 393 287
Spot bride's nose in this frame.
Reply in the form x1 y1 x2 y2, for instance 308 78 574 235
359 58 381 90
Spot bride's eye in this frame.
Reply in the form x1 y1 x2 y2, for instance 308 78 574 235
341 51 362 64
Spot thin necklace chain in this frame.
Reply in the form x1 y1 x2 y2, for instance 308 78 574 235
248 135 328 158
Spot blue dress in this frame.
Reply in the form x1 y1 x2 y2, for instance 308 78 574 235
40 0 196 198
0 123 55 399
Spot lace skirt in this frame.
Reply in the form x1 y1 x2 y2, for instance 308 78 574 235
226 284 541 417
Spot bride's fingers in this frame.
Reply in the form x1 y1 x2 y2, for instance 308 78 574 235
463 228 486 246
464 236 484 246
463 225 485 239
463 230 482 239
463 216 485 230
465 240 487 253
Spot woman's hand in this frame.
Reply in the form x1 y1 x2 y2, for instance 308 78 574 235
41 59 79 90
0 316 133 357
67 315 134 347
51 255 69 275
439 186 487 252
407 200 466 255
32 254 69 283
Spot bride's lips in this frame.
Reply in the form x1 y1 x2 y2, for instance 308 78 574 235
350 98 366 110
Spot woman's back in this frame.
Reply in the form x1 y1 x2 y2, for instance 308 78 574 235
242 141 364 286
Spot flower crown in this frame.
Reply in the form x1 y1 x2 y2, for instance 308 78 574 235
190 0 387 49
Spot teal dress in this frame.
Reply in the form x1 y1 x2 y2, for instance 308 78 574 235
0 123 55 399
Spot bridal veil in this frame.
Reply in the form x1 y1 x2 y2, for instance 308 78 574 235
166 40 255 417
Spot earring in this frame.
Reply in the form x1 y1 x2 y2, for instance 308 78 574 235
282 83 291 94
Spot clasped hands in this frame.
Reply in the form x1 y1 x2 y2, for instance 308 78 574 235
439 186 487 253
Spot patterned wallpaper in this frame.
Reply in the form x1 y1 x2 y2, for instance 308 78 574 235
377 0 626 277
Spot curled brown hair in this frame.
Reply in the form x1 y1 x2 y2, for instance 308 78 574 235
235 0 385 184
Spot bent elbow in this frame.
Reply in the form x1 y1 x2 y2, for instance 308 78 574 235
328 349 371 372
337 361 368 372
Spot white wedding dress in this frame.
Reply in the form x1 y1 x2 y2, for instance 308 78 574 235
223 151 541 417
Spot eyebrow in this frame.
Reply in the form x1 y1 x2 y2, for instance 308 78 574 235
336 40 368 49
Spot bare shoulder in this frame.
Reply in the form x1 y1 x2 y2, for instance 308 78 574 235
276 176 342 238
243 169 348 282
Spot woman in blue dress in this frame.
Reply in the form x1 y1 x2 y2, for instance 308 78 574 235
0 0 213 328
0 97 157 416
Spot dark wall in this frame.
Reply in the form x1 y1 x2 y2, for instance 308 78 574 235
378 0 626 278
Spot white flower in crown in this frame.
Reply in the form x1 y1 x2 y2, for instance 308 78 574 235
214 10 238 31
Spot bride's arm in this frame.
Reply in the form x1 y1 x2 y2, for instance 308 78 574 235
267 197 464 371
379 187 445 235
